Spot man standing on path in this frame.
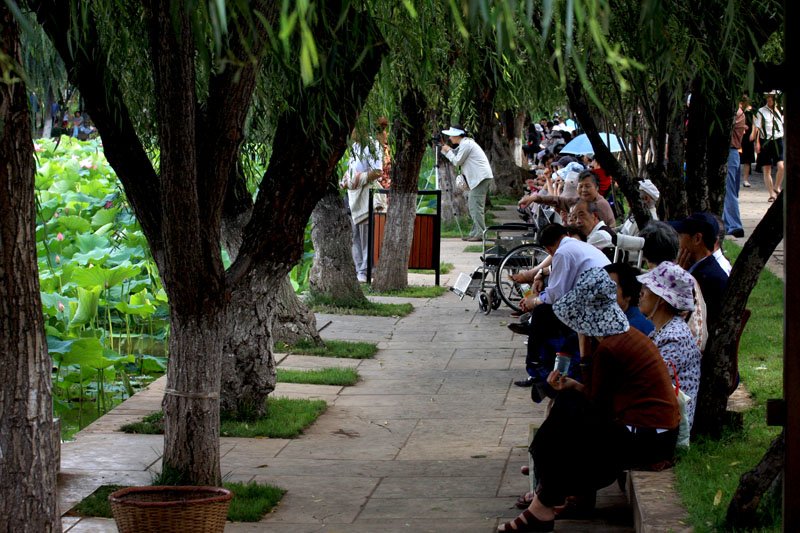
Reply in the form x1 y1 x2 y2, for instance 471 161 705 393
723 101 747 238
754 91 785 201
440 125 493 242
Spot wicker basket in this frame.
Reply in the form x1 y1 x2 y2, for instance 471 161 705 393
109 486 232 533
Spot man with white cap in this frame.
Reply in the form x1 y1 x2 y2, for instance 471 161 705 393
618 179 659 236
439 125 494 241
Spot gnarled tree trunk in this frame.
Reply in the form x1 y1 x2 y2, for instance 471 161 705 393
662 99 690 220
438 148 469 224
371 87 429 292
309 188 366 304
488 110 528 198
0 6 61 530
726 431 784 528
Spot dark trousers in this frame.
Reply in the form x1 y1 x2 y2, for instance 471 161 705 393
531 390 678 507
525 303 579 381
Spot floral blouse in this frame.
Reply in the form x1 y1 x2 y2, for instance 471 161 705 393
684 278 708 352
651 316 703 429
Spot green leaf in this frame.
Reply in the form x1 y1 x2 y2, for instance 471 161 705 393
58 215 91 233
74 233 111 254
94 222 114 236
69 287 101 327
115 299 156 318
91 207 119 228
72 265 141 289
141 355 167 372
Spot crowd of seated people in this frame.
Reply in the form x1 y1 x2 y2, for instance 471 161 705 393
501 212 730 531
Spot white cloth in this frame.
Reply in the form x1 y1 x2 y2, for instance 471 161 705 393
755 105 784 140
713 248 732 276
443 137 493 189
342 141 383 225
539 237 610 304
587 220 614 249
619 206 658 236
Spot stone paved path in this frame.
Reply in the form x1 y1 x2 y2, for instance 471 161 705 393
59 184 777 532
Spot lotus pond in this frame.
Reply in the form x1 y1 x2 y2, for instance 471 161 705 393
35 137 169 440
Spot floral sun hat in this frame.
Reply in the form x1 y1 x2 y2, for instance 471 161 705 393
553 267 630 337
636 261 696 312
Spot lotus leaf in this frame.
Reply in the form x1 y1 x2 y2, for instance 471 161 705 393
69 286 101 326
92 207 119 228
57 215 91 233
72 265 141 289
74 233 111 254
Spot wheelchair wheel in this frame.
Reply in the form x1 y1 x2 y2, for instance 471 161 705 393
497 244 549 312
491 286 502 310
478 291 491 315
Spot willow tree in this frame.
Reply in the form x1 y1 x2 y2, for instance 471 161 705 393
1 5 60 531
30 0 385 484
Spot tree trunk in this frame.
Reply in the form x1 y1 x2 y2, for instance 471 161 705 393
438 148 469 224
0 5 61 530
489 123 529 198
661 100 689 220
685 82 710 213
41 84 55 139
726 431 784 528
693 192 784 438
371 87 429 291
273 275 322 345
707 100 734 215
309 188 366 304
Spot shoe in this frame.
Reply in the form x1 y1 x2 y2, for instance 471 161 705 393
508 322 530 336
743 181 751 187
510 310 522 318
463 236 482 242
357 274 367 283
498 509 554 532
514 377 534 387
728 229 745 238
768 196 775 202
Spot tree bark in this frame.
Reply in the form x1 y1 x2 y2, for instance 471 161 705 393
273 275 322 345
371 87 429 291
309 188 366 304
693 192 784 438
726 431 784 528
0 5 61 530
661 100 690 220
438 147 469 224
707 100 734 215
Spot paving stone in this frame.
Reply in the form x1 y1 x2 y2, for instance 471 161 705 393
371 475 501 499
357 496 510 520
62 518 118 532
61 434 163 471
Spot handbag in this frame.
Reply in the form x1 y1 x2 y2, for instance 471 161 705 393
455 174 470 191
668 361 691 449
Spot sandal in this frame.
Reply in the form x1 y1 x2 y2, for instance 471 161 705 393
498 509 554 532
768 196 775 202
743 181 752 187
516 491 534 509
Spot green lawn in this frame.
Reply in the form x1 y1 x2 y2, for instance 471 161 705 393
673 241 783 531
308 294 414 317
275 339 377 359
441 213 496 238
364 285 448 298
277 367 359 386
120 397 327 439
410 261 454 275
463 245 483 252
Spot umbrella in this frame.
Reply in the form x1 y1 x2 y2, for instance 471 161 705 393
560 132 626 155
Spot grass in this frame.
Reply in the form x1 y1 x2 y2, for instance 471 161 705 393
489 193 518 206
673 240 783 532
410 261 454 275
277 367 359 386
66 482 285 522
275 338 377 359
463 245 483 252
441 213 497 238
120 397 328 438
364 284 448 298
308 293 414 317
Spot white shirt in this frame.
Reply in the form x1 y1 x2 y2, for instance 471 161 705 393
539 237 610 304
443 137 493 189
713 248 732 276
587 220 614 249
345 141 383 224
755 105 784 140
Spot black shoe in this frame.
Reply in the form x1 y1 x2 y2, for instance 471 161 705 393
728 229 745 238
508 322 530 335
514 377 534 387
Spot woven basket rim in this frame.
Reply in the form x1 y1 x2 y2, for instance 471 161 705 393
108 485 233 508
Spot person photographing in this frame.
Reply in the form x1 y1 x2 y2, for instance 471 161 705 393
439 125 493 242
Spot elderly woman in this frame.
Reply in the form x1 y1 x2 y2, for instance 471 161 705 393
637 261 702 429
519 170 615 226
639 221 708 352
499 268 679 532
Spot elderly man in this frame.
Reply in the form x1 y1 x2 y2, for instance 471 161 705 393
619 179 660 236
512 224 609 388
571 200 616 252
671 213 729 327
520 170 615 226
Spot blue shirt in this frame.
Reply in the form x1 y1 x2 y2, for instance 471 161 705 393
625 306 654 336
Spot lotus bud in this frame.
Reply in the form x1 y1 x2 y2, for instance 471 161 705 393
57 301 65 313
104 281 108 288
55 254 61 264
104 201 113 209
53 212 59 219
65 207 69 214
57 232 64 241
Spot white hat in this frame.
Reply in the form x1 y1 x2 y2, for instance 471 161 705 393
441 126 466 136
639 179 660 201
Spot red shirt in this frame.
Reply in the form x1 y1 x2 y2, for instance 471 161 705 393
593 167 611 196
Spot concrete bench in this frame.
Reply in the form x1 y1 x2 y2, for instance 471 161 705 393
626 470 693 532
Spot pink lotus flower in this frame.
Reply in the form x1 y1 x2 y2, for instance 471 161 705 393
34 144 44 152
56 232 64 241
53 212 59 219
79 157 93 168
55 254 61 264
104 201 113 209
57 301 65 313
